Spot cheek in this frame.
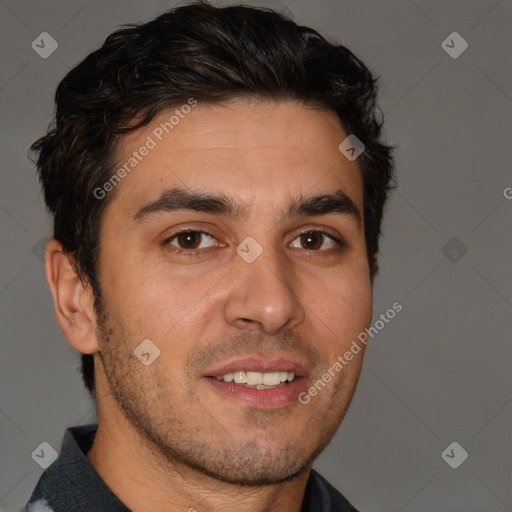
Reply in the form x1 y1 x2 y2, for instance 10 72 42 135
307 266 372 341
108 259 219 342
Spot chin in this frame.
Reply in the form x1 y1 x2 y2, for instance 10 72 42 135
198 454 310 486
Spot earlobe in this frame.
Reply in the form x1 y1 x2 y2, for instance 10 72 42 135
45 238 99 355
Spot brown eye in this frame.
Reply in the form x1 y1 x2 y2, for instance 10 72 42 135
176 231 201 249
300 232 323 250
290 230 342 251
166 230 217 252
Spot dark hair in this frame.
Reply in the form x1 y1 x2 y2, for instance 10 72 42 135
30 0 396 397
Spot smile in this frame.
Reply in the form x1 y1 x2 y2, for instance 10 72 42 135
212 370 295 389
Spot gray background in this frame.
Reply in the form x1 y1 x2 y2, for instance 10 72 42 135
1 0 510 510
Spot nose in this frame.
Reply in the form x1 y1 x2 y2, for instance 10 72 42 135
223 241 306 334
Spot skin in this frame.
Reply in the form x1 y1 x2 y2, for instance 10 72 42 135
46 98 373 512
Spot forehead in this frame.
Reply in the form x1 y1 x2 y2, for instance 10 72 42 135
109 99 364 219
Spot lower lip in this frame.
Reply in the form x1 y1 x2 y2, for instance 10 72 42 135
203 376 308 409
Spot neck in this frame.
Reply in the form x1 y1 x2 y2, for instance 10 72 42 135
86 404 310 512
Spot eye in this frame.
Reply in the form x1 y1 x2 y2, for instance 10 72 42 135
163 228 344 258
290 230 343 251
164 230 219 254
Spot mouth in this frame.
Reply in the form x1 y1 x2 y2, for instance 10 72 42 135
202 357 310 409
207 370 297 389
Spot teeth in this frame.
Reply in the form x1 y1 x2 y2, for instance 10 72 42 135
262 372 281 385
214 370 296 385
233 371 247 384
246 371 263 386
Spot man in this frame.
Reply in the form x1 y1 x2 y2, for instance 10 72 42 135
22 1 395 510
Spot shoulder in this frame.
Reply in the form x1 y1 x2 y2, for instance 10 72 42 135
18 498 55 512
303 469 360 512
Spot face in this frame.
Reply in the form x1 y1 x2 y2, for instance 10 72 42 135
93 99 372 485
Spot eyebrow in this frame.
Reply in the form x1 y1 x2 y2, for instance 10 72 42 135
133 186 362 227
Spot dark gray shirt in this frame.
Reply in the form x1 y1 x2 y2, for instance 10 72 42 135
19 423 359 512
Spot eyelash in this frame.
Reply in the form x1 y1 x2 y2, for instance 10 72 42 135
162 229 344 258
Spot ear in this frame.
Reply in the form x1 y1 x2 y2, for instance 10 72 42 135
45 238 99 355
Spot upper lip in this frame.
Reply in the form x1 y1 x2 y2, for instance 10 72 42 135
204 356 310 378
